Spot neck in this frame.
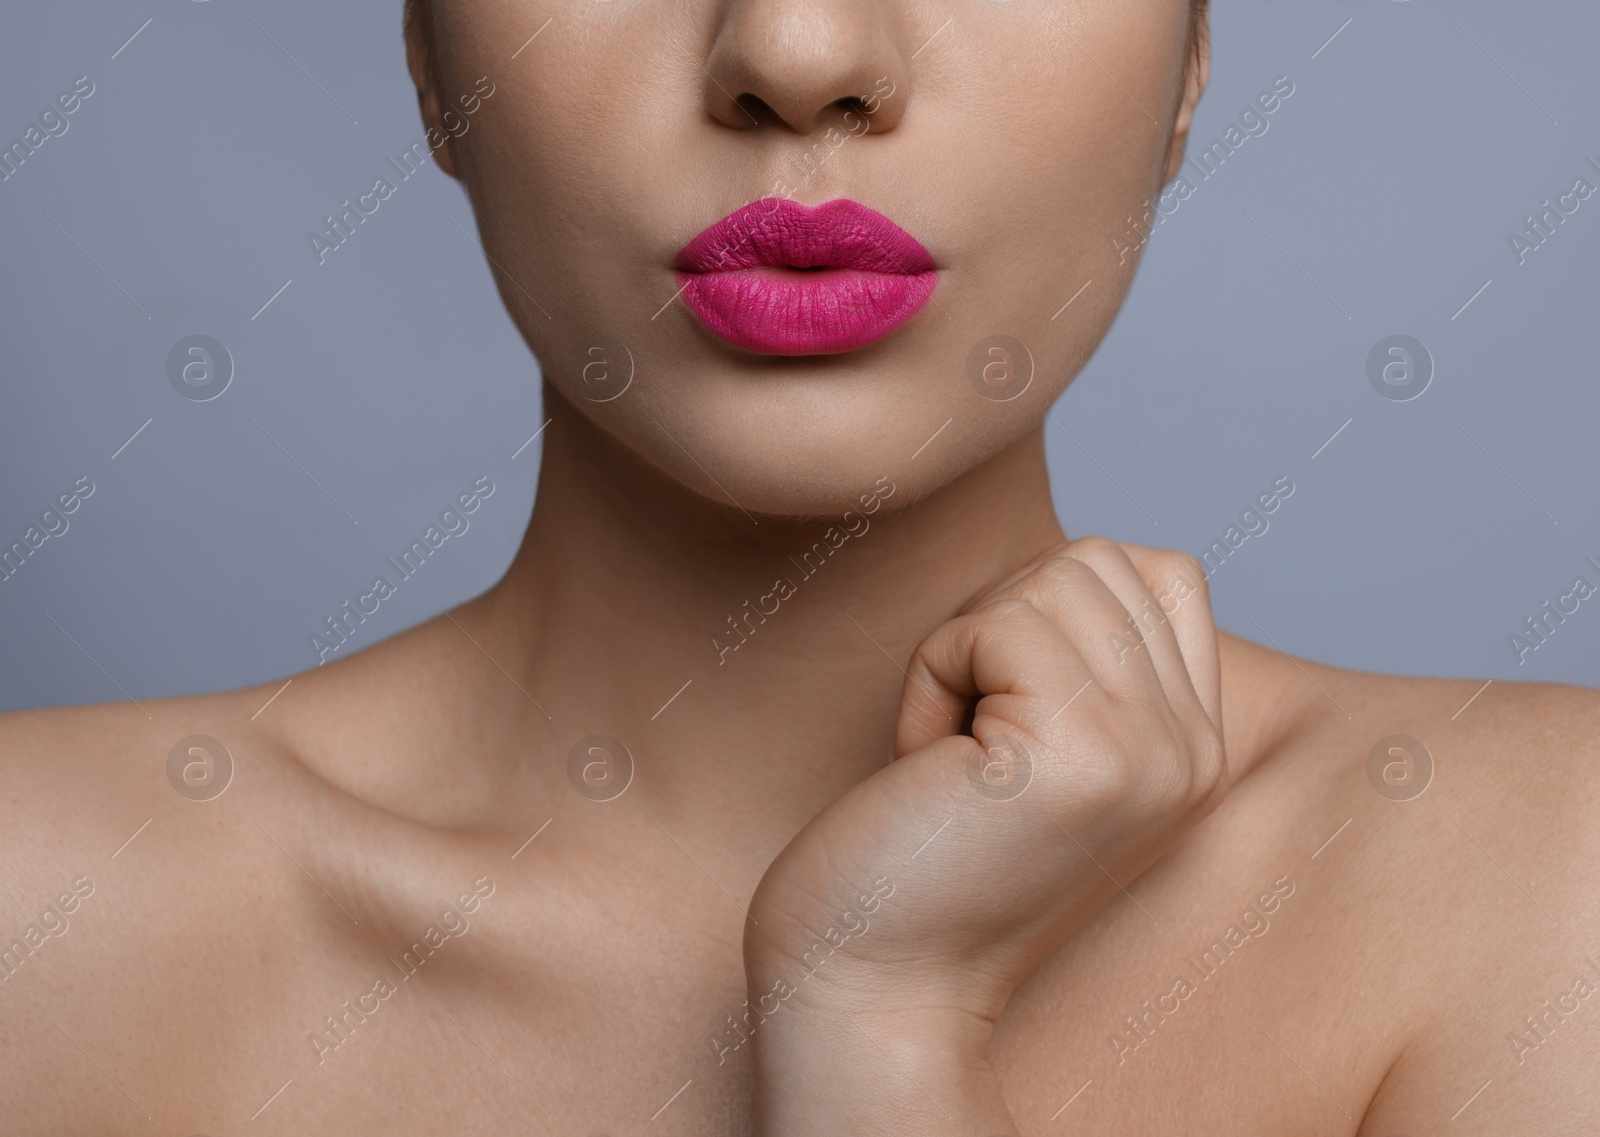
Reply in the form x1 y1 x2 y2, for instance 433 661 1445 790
311 388 1305 841
464 387 1064 822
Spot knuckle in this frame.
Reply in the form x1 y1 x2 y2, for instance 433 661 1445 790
1160 720 1226 813
1148 732 1199 813
1059 712 1156 809
982 597 1039 624
904 639 938 683
1065 534 1119 563
969 599 1047 648
1030 551 1095 594
1067 712 1223 821
1069 744 1139 815
1180 555 1212 598
1190 727 1228 800
1162 550 1207 589
1152 553 1211 618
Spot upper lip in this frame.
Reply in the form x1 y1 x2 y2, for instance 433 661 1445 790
674 197 936 275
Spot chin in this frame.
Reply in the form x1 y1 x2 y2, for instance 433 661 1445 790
549 336 1050 520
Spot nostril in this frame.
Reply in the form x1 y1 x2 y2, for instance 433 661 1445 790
734 93 776 125
726 92 875 133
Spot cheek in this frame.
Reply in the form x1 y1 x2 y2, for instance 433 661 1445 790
451 33 701 380
922 2 1187 445
959 1 1188 309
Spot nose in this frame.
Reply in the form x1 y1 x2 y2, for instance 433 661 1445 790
702 0 910 134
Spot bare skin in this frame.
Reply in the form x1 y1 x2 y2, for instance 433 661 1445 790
5 0 1600 1133
4 405 1599 1134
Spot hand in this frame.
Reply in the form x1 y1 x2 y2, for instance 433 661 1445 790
743 538 1227 1081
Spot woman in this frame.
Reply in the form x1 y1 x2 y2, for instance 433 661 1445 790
3 0 1597 1132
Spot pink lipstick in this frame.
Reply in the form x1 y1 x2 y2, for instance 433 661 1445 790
673 198 938 356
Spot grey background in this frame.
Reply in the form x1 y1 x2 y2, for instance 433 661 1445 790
1 0 1596 714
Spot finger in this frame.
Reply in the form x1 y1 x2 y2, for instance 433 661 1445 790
895 599 1102 758
959 538 1220 737
955 542 1064 615
1109 541 1222 739
976 545 1168 701
1056 536 1204 722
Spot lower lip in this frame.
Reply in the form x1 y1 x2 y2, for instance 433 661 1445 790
674 201 939 356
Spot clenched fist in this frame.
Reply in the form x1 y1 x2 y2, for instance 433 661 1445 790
744 537 1229 1135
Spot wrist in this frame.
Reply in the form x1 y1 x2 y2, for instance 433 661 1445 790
743 936 1010 1042
747 995 1011 1137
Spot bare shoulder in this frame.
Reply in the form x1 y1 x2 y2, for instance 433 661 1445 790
0 683 298 1111
0 697 184 902
1339 667 1600 867
0 684 277 875
1281 658 1600 1132
0 643 503 1129
0 700 137 985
